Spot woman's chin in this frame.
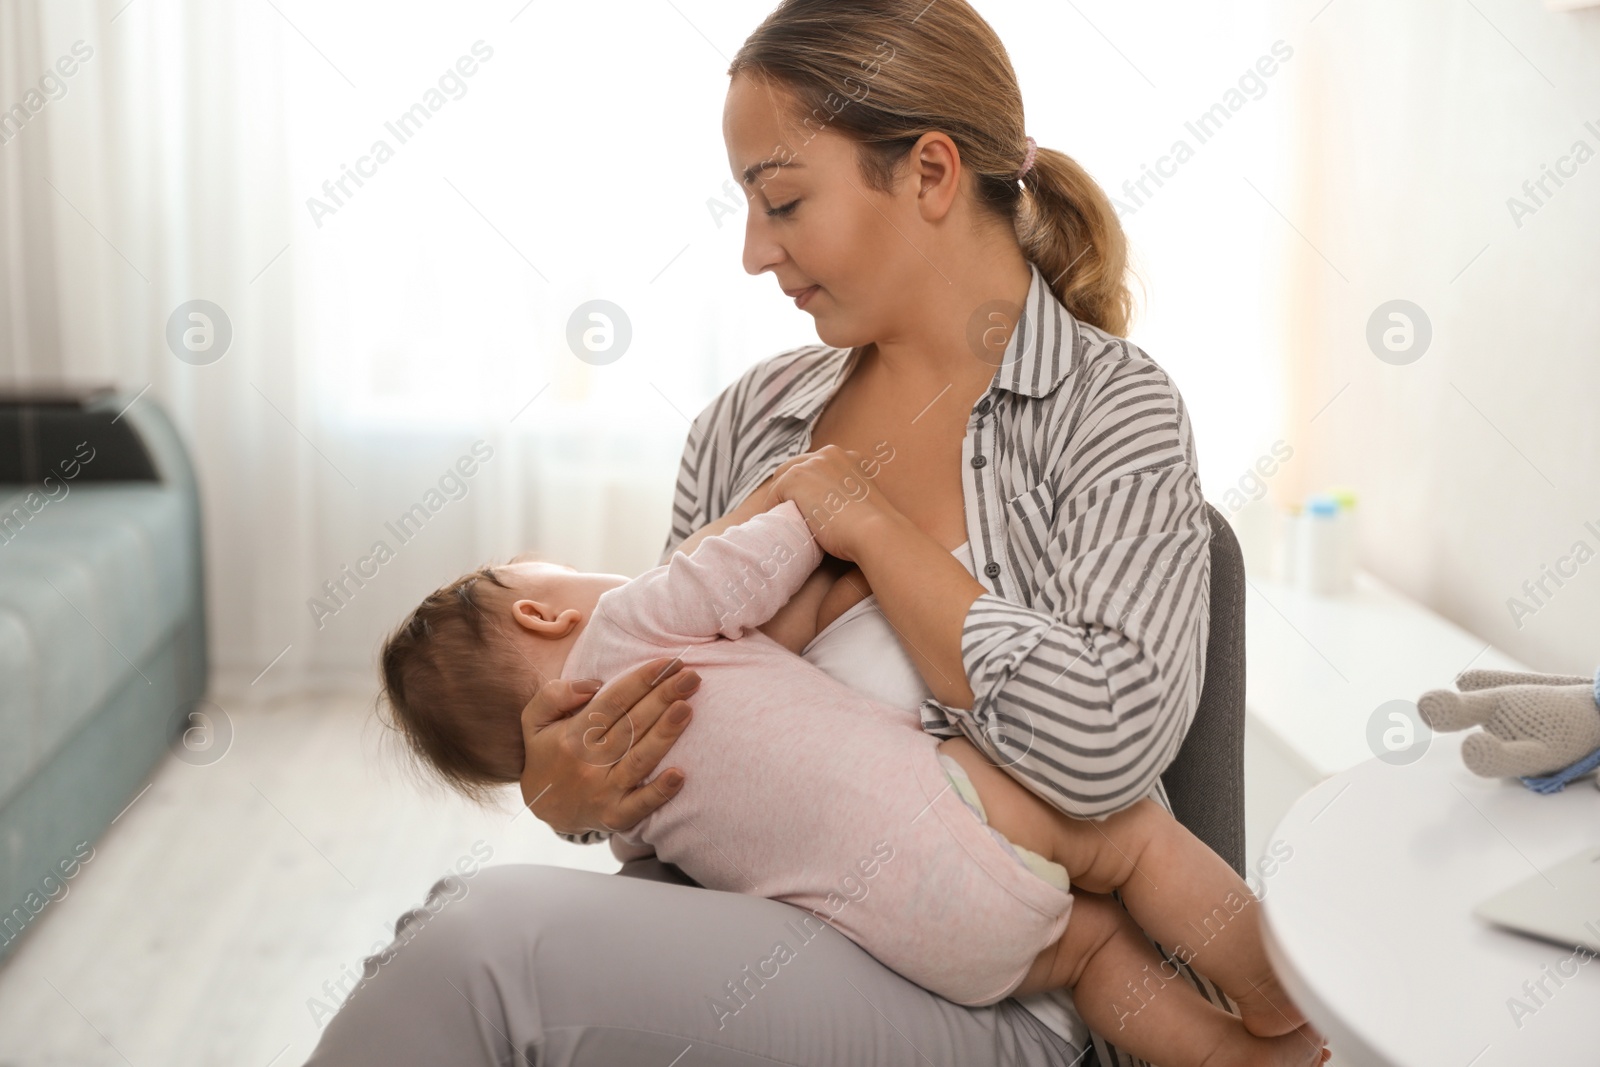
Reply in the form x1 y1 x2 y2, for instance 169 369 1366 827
812 315 863 350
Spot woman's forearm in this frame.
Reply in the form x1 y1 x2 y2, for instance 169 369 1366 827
763 444 982 707
849 510 984 709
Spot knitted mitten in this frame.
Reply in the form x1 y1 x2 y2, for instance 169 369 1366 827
1417 669 1600 781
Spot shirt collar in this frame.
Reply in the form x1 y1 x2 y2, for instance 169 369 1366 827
990 260 1079 400
768 261 1079 424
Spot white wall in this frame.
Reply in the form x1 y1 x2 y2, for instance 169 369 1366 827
1278 1 1600 673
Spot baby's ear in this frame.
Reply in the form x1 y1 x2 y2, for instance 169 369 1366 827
511 598 551 629
511 599 581 638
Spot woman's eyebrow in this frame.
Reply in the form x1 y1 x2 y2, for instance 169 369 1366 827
742 158 805 186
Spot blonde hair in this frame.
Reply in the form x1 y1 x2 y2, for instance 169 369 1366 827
729 0 1135 336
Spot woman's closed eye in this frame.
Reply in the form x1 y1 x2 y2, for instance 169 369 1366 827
766 199 799 218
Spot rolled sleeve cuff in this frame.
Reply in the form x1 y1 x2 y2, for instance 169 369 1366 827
917 591 1060 740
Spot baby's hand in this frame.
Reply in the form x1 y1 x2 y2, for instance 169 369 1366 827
758 556 859 655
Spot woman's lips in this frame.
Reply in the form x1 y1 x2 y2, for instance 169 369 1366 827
793 286 819 309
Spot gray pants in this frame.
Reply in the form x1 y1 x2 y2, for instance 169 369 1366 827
303 859 1085 1066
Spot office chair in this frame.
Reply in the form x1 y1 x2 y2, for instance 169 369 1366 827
1160 502 1248 878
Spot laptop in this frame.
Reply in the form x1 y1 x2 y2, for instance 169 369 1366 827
1473 845 1600 954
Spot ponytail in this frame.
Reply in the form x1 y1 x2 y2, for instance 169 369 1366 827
1016 146 1134 336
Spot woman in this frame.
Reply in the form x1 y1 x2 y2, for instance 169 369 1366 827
307 2 1222 1064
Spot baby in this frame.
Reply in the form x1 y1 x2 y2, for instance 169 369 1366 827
379 500 1328 1067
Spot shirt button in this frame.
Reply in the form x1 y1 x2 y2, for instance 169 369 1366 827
976 397 992 416
984 561 1001 578
970 455 987 469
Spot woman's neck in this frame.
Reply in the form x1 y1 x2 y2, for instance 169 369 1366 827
862 249 1034 391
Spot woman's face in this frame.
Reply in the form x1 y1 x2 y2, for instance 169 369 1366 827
723 74 931 349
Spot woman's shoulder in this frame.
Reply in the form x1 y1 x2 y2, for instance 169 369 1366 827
1070 320 1185 402
1047 318 1200 476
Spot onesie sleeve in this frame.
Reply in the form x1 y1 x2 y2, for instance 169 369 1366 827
601 500 823 643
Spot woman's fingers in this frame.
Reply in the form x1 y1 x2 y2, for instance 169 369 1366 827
519 677 597 731
578 657 686 738
573 660 698 770
611 697 693 785
588 701 693 832
518 682 594 816
516 659 694 827
772 446 877 501
590 667 698 831
603 762 687 832
588 657 695 761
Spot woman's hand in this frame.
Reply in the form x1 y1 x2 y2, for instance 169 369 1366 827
519 657 700 836
768 444 899 560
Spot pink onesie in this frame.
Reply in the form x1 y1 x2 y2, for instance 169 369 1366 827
561 501 1075 1006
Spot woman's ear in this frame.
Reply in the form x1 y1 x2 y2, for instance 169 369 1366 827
511 599 582 639
909 130 961 220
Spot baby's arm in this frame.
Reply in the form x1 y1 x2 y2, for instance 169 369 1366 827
760 562 875 654
758 556 855 653
604 500 825 644
668 474 870 653
672 473 780 558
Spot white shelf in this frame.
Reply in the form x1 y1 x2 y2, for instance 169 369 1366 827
1240 569 1529 866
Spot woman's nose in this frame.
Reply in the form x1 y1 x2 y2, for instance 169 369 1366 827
741 212 785 277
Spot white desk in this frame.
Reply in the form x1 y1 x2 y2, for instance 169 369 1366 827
1243 571 1530 865
1259 730 1600 1066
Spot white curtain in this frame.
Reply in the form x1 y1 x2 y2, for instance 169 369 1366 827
1 0 1289 694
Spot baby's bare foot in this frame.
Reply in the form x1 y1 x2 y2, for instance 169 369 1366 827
1201 1022 1328 1067
1230 969 1308 1038
1263 1024 1330 1067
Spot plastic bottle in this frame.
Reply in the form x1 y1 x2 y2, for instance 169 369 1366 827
1296 494 1351 595
1328 486 1358 591
1273 502 1302 586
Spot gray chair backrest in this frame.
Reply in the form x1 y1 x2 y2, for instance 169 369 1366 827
1160 503 1247 878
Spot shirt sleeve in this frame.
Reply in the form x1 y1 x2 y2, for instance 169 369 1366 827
603 501 822 643
658 382 743 566
919 356 1212 822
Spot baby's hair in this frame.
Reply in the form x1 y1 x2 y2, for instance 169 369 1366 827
378 563 535 804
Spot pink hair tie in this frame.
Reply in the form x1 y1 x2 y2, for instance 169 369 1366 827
1017 135 1038 180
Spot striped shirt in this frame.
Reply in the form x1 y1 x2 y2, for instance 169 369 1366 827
662 261 1211 825
589 261 1222 1067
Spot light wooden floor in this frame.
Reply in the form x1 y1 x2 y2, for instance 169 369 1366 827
0 686 620 1067
0 687 1340 1067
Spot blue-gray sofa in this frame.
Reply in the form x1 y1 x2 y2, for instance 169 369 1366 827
0 390 207 962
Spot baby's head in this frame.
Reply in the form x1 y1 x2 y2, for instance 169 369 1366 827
377 556 624 802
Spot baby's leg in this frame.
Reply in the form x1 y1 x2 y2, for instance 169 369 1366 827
939 737 1309 1040
1021 890 1328 1067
